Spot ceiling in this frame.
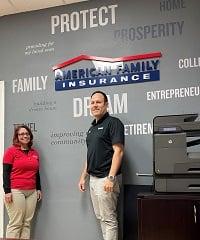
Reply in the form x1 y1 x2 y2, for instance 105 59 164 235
0 0 88 17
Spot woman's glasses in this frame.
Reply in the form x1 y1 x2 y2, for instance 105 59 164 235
18 132 30 136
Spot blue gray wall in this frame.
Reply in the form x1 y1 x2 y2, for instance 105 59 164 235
0 0 200 239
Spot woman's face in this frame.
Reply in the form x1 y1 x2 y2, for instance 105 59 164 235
17 127 30 147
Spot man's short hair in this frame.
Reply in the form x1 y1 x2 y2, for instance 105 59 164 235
91 91 108 102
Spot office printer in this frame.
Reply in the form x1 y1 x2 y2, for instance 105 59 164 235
153 114 200 192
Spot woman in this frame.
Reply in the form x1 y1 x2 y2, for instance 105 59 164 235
3 125 42 239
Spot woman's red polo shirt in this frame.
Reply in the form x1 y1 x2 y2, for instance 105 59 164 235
3 146 40 190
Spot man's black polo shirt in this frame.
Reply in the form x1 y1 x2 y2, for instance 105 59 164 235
86 112 124 178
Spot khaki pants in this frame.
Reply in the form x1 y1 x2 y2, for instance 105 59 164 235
90 175 120 240
5 189 37 239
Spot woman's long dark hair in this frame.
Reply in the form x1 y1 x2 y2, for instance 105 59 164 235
13 125 33 148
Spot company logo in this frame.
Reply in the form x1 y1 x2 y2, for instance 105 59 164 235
53 52 162 91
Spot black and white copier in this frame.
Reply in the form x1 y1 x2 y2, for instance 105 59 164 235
153 113 200 192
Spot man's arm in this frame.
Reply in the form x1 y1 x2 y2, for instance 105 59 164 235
78 161 88 192
104 143 124 192
109 143 124 177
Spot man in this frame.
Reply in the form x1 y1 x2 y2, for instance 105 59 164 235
78 90 124 240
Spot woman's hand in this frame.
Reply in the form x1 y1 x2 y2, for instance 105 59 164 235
37 190 42 201
5 193 12 203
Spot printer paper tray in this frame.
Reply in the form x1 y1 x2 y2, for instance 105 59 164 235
155 177 200 193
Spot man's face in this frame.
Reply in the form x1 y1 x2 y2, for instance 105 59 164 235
90 93 108 120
